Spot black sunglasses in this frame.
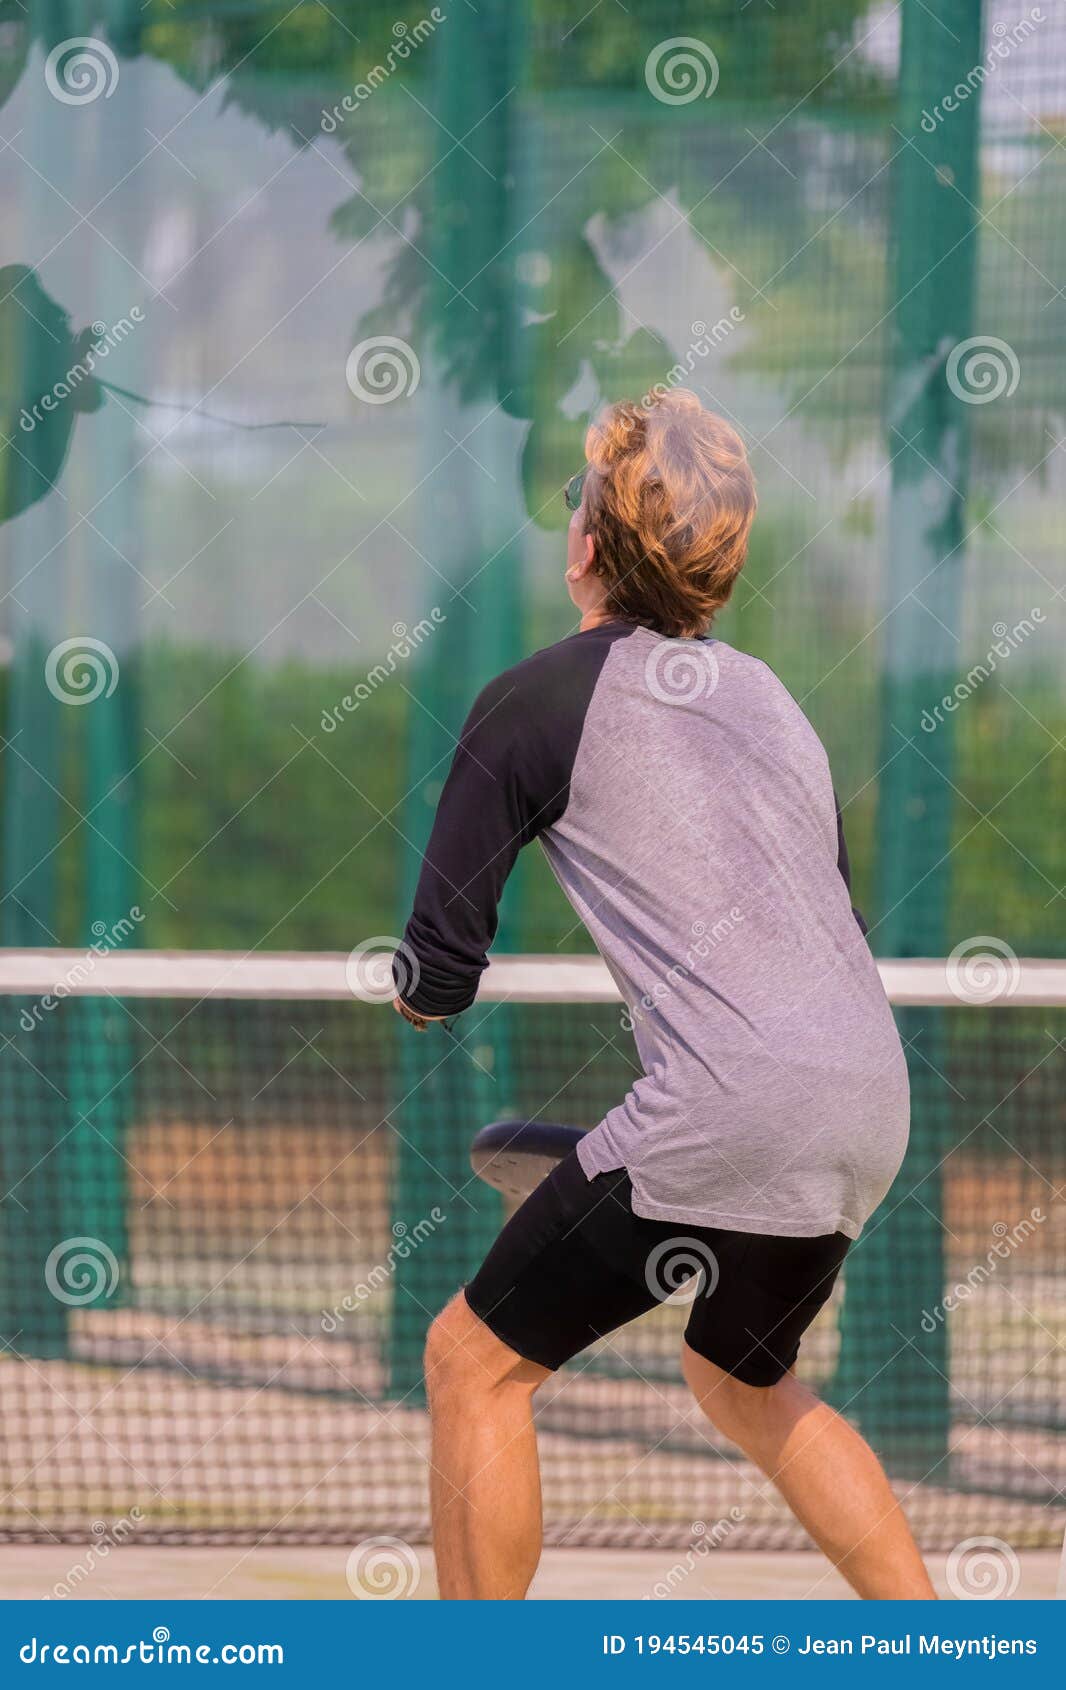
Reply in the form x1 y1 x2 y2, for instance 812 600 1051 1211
564 468 587 512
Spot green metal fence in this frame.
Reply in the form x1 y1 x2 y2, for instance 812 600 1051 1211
1 0 1064 1530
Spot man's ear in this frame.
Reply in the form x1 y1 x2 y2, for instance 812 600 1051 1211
582 530 597 574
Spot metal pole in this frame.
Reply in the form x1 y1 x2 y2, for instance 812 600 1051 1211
0 0 78 1356
833 0 984 1474
64 0 145 1290
388 0 528 1396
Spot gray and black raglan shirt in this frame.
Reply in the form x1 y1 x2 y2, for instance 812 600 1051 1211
397 621 909 1240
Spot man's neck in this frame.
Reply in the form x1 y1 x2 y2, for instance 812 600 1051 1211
578 607 616 632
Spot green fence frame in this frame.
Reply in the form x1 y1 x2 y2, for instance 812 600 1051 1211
833 0 984 1472
387 0 529 1397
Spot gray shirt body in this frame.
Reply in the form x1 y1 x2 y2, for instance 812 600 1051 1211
399 620 909 1240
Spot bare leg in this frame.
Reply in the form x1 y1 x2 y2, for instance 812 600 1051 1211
682 1344 936 1599
424 1293 550 1599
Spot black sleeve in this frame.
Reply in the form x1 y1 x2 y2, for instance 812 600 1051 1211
393 673 569 1017
834 790 868 936
393 625 631 1018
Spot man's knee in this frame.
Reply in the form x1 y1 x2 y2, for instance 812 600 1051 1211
424 1293 545 1404
682 1341 796 1448
424 1294 477 1392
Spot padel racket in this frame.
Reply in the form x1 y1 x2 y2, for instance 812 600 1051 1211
470 1119 587 1201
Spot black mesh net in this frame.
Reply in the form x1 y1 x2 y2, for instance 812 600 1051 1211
0 984 1062 1549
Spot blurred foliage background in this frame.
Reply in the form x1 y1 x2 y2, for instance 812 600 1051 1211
0 0 1063 954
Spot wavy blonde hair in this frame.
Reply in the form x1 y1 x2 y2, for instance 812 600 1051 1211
581 389 756 639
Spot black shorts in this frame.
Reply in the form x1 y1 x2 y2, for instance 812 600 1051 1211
465 1151 850 1386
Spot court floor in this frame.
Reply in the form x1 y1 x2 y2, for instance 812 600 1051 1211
0 1548 1059 1601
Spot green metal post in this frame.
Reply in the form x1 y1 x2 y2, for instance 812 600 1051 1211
0 633 70 1357
833 0 984 1472
0 3 78 1356
388 0 528 1396
59 0 146 1295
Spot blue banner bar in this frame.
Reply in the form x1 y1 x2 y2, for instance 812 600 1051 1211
1 1600 1064 1684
